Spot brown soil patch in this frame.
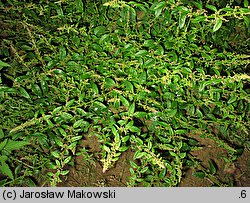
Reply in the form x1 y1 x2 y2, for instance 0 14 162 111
179 133 250 187
58 131 249 187
58 134 133 187
233 149 250 186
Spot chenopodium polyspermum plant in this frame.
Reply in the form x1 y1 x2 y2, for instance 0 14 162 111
1 0 249 187
101 124 130 173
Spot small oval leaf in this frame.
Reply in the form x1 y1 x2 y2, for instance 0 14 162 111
213 18 222 32
18 87 30 99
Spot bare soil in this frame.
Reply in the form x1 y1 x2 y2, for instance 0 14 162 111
58 132 250 187
57 134 133 187
180 133 250 187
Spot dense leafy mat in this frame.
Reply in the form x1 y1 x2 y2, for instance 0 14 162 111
0 0 249 186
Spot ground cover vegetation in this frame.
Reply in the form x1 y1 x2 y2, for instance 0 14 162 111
0 0 249 186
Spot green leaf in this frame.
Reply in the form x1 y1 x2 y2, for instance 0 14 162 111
130 161 138 169
182 67 192 75
122 135 130 143
179 12 187 29
0 139 8 151
213 18 222 32
59 46 67 61
73 119 84 128
72 35 80 47
110 96 119 108
94 26 106 36
99 34 110 44
196 108 203 118
192 16 206 23
144 59 155 67
208 160 217 174
159 168 166 178
0 155 7 162
192 171 206 179
60 112 74 121
155 8 162 18
243 16 250 27
131 136 143 145
47 171 55 176
55 159 61 167
71 136 82 142
53 137 63 147
220 7 234 12
53 69 64 74
78 92 85 103
169 127 174 136
40 80 48 95
56 4 63 16
189 105 195 116
58 127 67 137
38 136 49 149
156 121 169 128
24 178 37 187
133 150 145 159
0 161 14 179
103 145 110 153
206 4 217 12
175 129 188 135
193 2 202 10
129 126 141 133
122 80 134 93
129 7 136 23
134 111 147 118
76 108 87 116
117 120 125 127
128 102 135 116
0 129 4 139
21 45 33 51
135 50 148 57
0 60 10 70
141 166 149 173
4 140 29 152
51 151 60 158
75 0 83 12
179 152 186 159
119 146 129 152
139 71 147 84
154 2 166 18
111 125 119 137
66 99 75 108
227 95 237 104
94 101 107 111
206 113 216 121
119 95 130 109
61 170 69 176
154 1 166 10
31 83 42 97
169 151 178 157
105 78 116 89
91 81 99 95
143 40 155 48
52 106 62 115
91 43 102 52
154 45 164 56
244 0 249 7
63 156 72 164
188 138 200 146
166 109 177 118
68 142 77 153
18 87 30 99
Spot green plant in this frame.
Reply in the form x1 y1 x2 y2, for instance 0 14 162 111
0 0 249 186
